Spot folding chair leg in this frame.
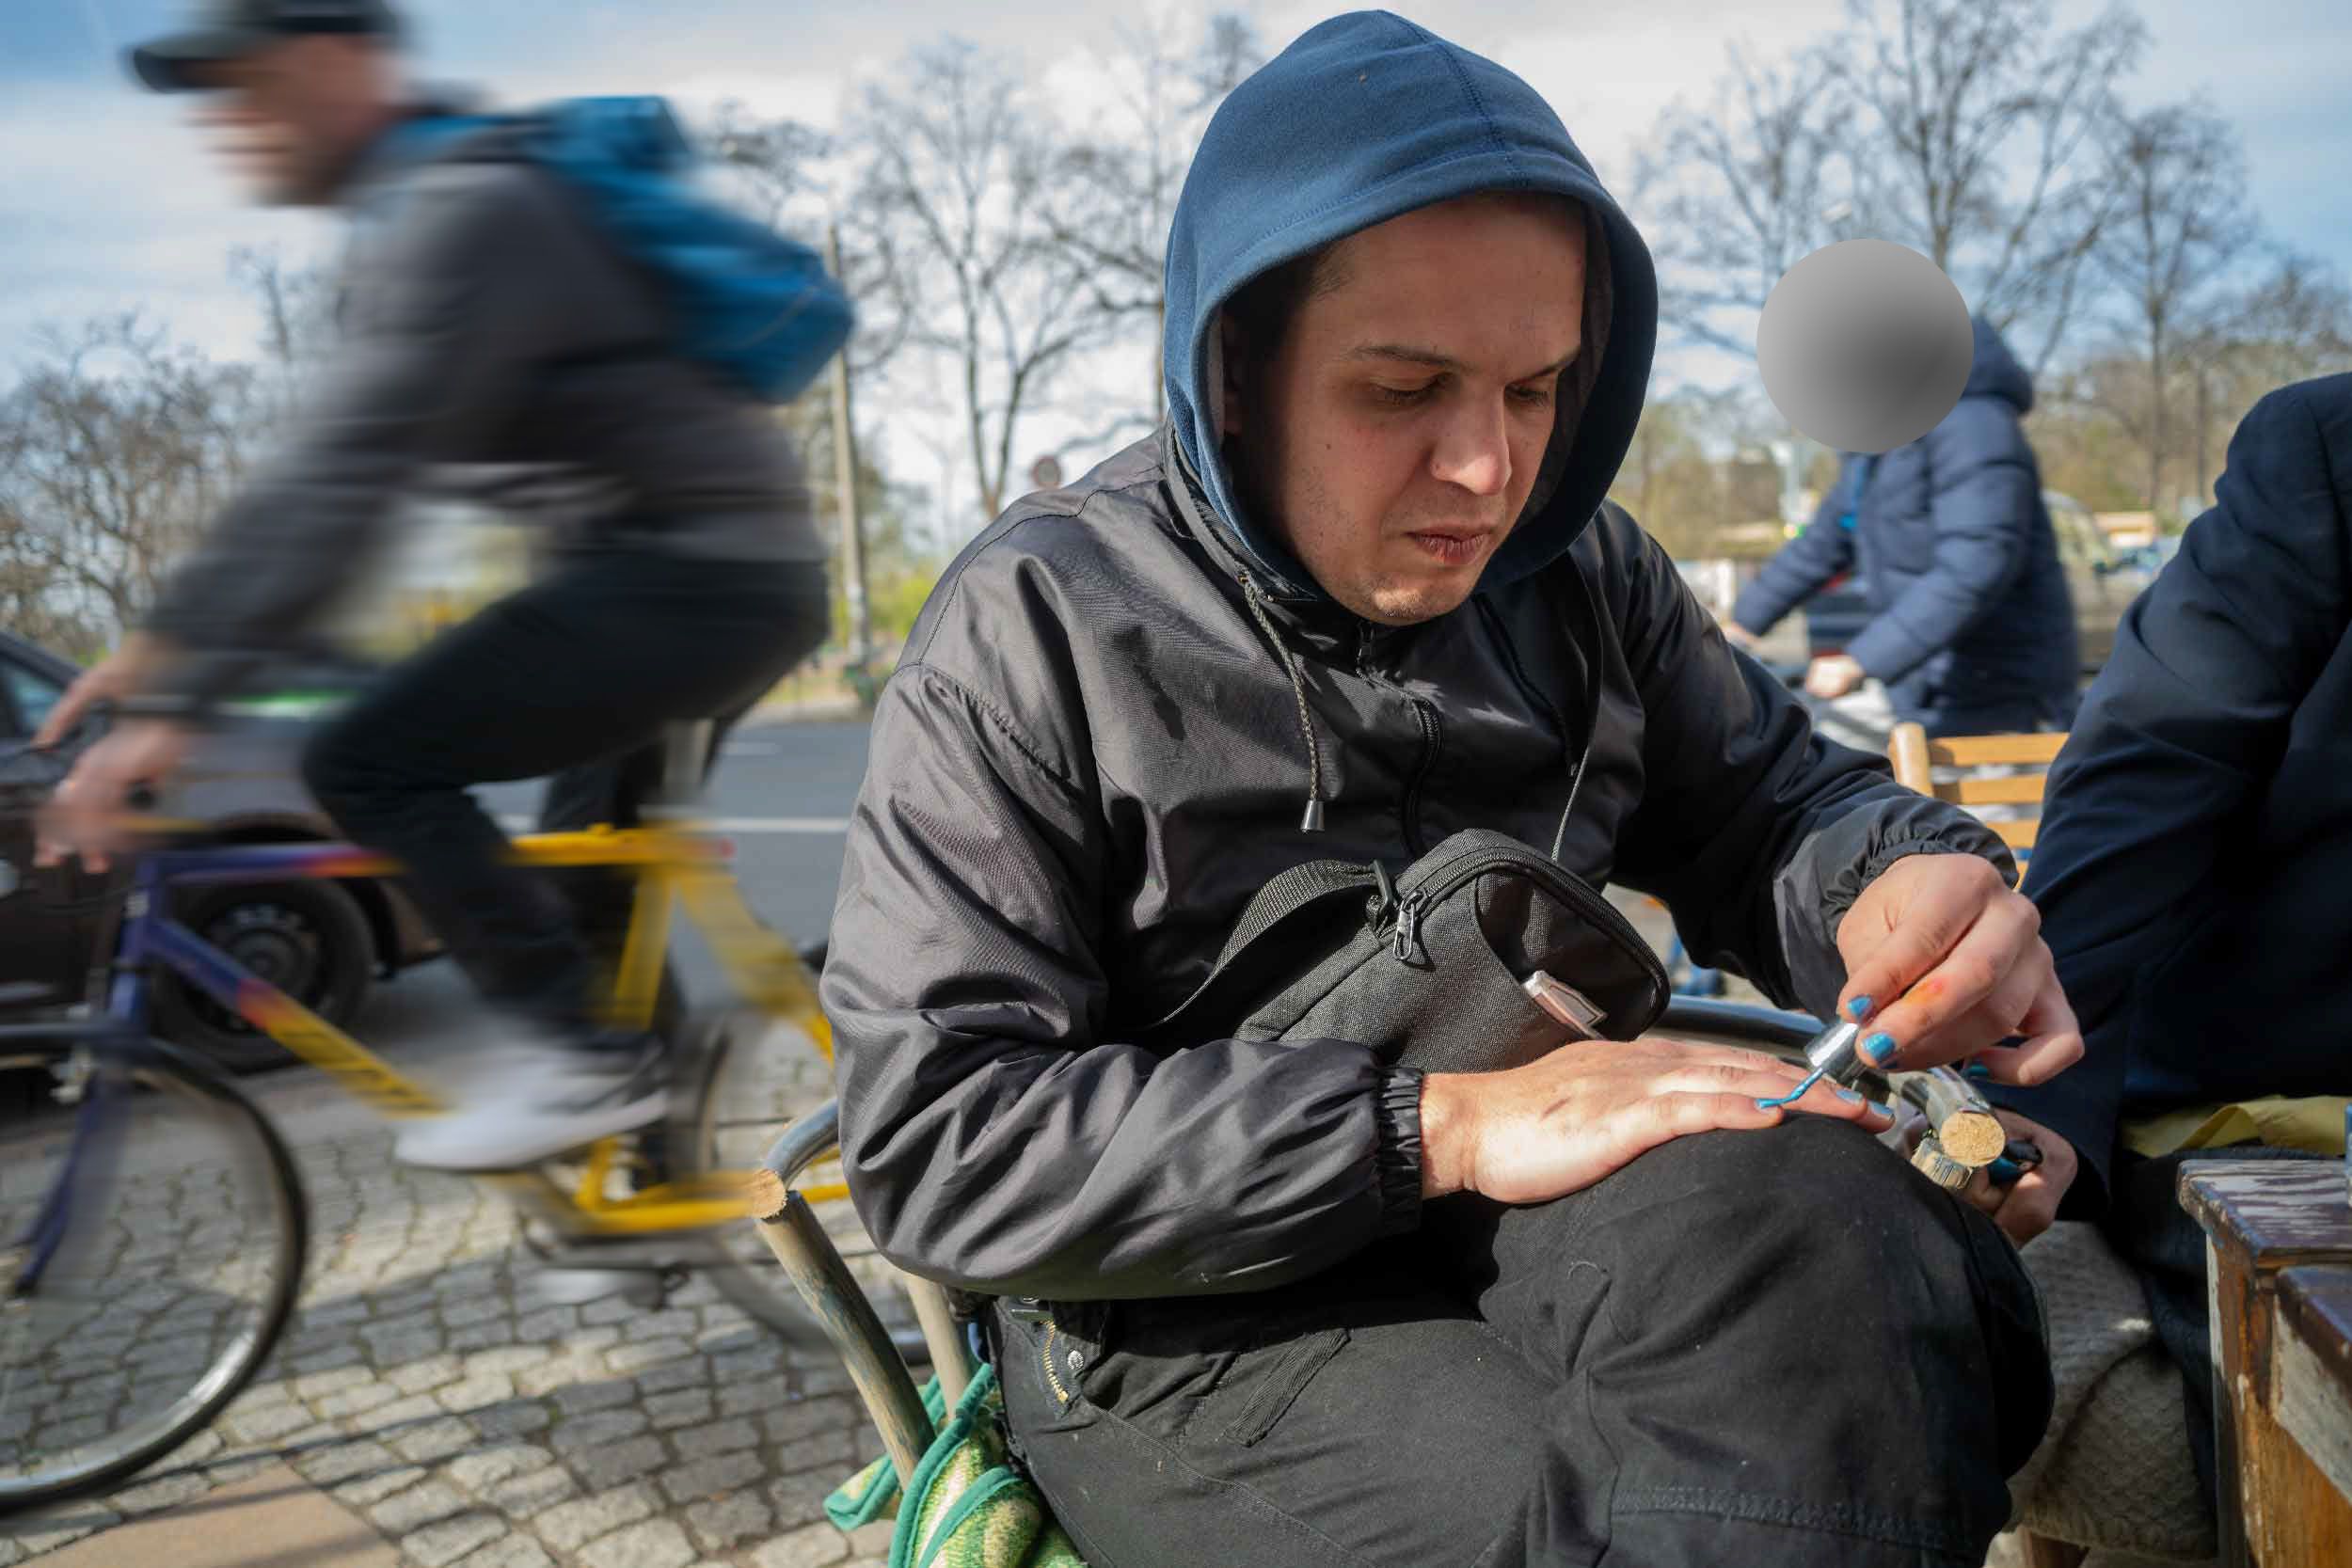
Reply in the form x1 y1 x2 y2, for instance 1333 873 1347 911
748 1165 935 1487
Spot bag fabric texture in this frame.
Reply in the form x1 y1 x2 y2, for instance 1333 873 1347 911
389 96 853 404
1143 826 1670 1073
826 1364 1089 1568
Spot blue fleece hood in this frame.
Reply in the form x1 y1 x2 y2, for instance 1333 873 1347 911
1964 313 2034 415
1163 10 1658 601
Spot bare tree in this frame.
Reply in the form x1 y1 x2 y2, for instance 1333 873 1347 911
228 243 337 435
1039 11 1263 429
704 103 831 226
1825 0 2147 372
1632 47 1857 357
701 108 912 384
2169 248 2352 506
841 40 1117 524
2090 100 2252 516
0 315 260 642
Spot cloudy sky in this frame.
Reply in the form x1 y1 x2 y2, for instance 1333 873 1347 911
4 0 2347 514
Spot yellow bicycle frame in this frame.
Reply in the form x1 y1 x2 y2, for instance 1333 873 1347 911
160 822 848 1235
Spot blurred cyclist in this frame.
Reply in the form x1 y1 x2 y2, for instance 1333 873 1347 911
36 0 834 1169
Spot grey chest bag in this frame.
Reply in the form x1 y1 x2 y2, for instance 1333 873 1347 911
1142 827 1669 1071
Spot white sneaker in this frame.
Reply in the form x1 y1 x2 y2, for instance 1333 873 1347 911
395 1029 668 1171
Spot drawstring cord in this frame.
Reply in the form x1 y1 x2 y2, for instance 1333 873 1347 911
1240 555 1600 853
1239 571 1327 832
1549 562 1604 863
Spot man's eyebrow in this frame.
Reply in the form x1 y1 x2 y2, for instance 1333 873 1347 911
1346 343 1581 378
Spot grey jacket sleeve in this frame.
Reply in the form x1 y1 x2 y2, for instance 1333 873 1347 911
1844 400 2038 684
142 164 559 705
1607 519 2013 1018
821 662 1422 1302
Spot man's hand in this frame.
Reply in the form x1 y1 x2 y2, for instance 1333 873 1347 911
32 632 167 748
36 720 193 875
1959 1109 2076 1246
1419 1035 1897 1203
1804 653 1865 700
1836 852 2082 1085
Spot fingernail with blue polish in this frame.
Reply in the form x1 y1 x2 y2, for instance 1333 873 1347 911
1963 1061 1994 1081
1987 1157 2023 1184
1836 1087 1864 1104
1846 996 1873 1021
1862 1032 1898 1066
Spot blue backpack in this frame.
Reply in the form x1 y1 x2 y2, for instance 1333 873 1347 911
388 97 853 405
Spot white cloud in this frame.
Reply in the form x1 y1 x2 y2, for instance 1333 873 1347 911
0 82 333 369
6 0 2345 526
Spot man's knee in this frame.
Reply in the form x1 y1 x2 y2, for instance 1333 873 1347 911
300 718 434 819
1602 1119 2016 1338
1641 1117 1923 1249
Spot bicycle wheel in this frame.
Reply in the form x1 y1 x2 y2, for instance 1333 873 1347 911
0 1036 307 1513
675 1009 925 1359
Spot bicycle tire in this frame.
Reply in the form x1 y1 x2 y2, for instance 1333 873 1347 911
0 1036 308 1513
674 1009 926 1361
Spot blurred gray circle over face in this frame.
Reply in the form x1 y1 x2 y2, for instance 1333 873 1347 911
1756 241 1973 454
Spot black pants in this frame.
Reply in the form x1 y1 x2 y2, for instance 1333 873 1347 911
995 1117 2051 1568
302 548 829 1025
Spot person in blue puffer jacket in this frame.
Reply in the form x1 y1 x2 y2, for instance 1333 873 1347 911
1730 313 2078 736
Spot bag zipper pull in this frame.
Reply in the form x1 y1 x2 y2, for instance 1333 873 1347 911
1391 891 1426 961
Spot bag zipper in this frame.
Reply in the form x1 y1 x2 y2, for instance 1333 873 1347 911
1380 834 1667 1005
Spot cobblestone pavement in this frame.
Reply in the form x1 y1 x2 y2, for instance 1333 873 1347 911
3 1024 902 1568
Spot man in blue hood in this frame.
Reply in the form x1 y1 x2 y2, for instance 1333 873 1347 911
1731 315 2079 736
825 14 2071 1564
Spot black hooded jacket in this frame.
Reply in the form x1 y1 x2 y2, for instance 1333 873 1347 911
820 12 2010 1302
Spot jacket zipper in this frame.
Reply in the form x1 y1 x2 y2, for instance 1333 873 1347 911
1358 624 1442 855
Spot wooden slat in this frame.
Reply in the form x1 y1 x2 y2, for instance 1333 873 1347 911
2181 1163 2352 1263
1945 773 2049 806
2274 1266 2352 1511
1926 732 2068 768
1989 818 2039 850
1889 721 1934 794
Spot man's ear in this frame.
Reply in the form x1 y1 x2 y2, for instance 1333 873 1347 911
1218 314 1248 438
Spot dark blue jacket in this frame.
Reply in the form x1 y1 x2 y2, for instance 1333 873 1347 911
1734 316 2077 735
1992 373 2352 1212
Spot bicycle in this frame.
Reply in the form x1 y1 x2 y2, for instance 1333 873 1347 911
0 723 909 1512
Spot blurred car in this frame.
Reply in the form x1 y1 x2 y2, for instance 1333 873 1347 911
2115 534 2183 575
0 628 440 1071
1800 490 2153 675
2044 489 2154 671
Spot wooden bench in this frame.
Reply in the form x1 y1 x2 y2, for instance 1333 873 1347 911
2179 1160 2352 1566
1885 721 2066 858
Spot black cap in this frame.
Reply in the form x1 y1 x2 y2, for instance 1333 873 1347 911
129 1 403 93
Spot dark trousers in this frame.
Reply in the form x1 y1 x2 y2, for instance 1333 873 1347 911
995 1117 2051 1568
302 548 829 1025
